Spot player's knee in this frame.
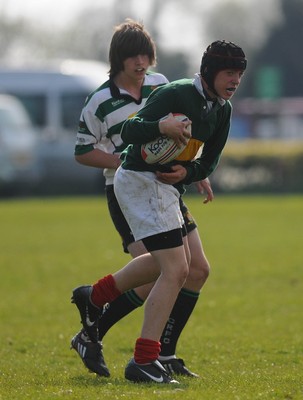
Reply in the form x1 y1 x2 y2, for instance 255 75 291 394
171 260 189 287
188 257 210 283
181 262 190 283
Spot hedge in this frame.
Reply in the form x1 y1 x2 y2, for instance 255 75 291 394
204 140 303 194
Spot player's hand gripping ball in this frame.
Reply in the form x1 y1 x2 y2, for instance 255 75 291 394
141 113 191 165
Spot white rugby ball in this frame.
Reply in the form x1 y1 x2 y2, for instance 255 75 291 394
141 113 191 165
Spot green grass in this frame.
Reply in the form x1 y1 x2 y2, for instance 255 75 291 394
0 195 302 400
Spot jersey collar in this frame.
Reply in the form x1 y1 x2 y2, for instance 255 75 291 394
193 73 225 107
109 78 143 105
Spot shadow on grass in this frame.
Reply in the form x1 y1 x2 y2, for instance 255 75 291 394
69 374 189 391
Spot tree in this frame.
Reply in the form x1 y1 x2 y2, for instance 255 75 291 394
203 0 282 97
245 0 303 97
0 0 285 86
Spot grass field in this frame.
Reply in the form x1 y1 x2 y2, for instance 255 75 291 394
0 195 302 400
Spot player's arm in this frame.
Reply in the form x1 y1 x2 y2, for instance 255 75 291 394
194 178 214 203
75 149 121 170
182 108 231 184
156 168 214 204
156 164 187 184
121 116 161 144
75 104 121 170
159 114 191 147
121 86 179 145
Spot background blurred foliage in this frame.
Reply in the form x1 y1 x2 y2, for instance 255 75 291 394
0 0 302 97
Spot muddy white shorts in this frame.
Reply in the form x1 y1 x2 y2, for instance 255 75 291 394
113 167 184 242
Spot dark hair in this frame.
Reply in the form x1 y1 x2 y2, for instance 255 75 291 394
200 40 247 92
109 19 156 78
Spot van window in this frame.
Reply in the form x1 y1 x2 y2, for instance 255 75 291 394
0 109 15 129
9 93 47 127
61 92 88 130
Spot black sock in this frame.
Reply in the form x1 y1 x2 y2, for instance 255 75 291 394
159 288 200 357
98 289 144 341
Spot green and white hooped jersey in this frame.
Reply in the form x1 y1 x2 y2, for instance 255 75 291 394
75 71 168 185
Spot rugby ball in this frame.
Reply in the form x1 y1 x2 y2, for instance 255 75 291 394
141 113 191 165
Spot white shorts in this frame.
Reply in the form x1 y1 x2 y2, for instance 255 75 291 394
113 167 184 242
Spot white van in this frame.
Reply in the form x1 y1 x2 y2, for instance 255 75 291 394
0 59 109 138
0 94 40 194
0 59 109 195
